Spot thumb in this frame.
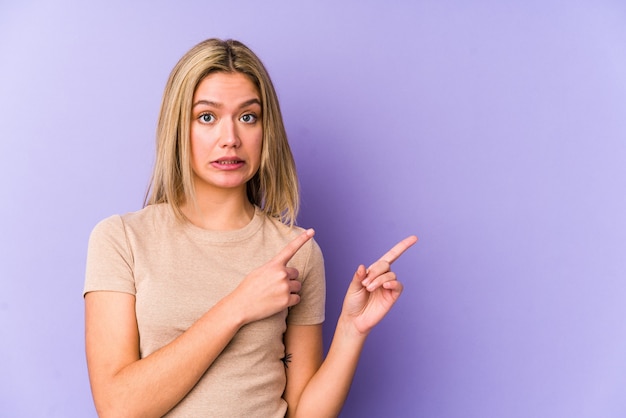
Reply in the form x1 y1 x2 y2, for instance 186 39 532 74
348 264 367 292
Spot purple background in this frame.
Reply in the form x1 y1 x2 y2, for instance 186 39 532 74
1 1 625 417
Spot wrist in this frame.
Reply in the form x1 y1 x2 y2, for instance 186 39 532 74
336 314 370 342
214 293 248 330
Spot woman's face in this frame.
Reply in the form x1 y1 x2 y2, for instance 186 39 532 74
189 71 263 198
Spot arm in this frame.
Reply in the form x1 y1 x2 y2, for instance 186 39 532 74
284 236 418 418
85 229 316 418
85 290 244 417
282 324 323 415
284 317 365 418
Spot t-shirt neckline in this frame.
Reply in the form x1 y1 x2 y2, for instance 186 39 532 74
180 206 265 244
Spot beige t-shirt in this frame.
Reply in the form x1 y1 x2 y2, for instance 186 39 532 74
84 204 325 417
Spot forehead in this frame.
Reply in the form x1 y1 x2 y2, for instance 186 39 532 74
193 72 260 102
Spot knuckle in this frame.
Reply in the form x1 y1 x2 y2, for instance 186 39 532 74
277 294 289 307
372 260 390 274
290 282 302 294
277 281 291 295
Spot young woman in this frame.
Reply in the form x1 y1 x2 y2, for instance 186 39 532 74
84 38 417 417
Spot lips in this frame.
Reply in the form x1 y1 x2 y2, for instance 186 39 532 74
213 157 244 164
211 157 245 170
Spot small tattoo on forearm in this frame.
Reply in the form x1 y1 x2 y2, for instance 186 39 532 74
281 353 292 368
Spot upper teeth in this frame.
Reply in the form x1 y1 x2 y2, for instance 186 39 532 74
219 160 238 164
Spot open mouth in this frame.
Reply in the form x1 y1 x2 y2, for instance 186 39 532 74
216 160 243 165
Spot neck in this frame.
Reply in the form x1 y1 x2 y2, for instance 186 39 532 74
182 187 255 231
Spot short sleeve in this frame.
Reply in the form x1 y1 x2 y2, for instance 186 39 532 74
83 215 136 296
287 238 326 325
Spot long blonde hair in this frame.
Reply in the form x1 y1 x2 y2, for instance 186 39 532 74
145 38 299 226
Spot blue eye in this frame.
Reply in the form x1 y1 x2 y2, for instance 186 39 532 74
199 113 215 123
240 114 257 123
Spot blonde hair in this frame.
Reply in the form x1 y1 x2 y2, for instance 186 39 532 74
145 38 299 226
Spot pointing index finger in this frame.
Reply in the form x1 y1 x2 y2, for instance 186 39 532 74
273 228 315 265
378 235 418 265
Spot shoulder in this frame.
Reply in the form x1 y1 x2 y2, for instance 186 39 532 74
88 205 177 255
120 204 173 229
89 214 125 245
91 204 172 236
261 215 324 268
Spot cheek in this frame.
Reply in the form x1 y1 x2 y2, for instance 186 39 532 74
189 134 206 170
252 136 263 165
255 134 263 154
255 127 263 152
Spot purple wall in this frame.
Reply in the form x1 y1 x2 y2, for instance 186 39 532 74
1 1 625 417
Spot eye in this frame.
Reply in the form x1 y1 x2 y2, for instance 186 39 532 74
198 113 215 123
240 113 257 124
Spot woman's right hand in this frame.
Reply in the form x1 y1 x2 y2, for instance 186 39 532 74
229 229 315 324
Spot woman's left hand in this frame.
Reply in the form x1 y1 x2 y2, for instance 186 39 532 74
340 235 418 336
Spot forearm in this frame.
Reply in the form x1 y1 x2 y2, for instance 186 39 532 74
292 317 368 418
89 295 244 418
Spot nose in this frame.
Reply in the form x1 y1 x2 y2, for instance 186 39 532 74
219 118 241 148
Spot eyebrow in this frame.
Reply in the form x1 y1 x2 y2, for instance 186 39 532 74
192 98 261 109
